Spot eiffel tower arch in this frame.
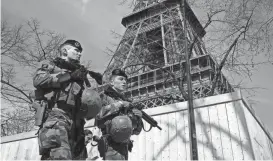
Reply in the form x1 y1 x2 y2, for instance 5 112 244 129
102 0 233 109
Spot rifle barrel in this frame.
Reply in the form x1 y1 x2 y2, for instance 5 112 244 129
142 111 162 130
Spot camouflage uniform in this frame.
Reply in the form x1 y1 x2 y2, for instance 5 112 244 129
33 59 87 160
96 86 142 160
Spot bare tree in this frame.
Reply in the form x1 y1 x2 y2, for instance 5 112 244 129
194 0 273 95
1 18 65 136
1 106 36 137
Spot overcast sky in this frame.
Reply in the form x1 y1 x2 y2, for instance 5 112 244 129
2 0 273 132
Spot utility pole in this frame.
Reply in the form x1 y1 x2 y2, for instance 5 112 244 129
181 0 199 159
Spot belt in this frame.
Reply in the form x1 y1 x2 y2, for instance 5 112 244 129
52 101 76 118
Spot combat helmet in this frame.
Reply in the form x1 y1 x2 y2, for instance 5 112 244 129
110 115 133 143
80 88 102 119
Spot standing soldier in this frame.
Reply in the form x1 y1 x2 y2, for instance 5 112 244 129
32 40 100 160
95 69 143 160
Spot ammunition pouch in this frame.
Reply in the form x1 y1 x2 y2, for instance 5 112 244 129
97 135 109 159
95 120 111 158
38 120 60 155
30 89 56 128
34 100 48 127
58 82 81 107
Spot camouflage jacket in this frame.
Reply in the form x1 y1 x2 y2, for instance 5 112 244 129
96 86 142 135
32 58 85 117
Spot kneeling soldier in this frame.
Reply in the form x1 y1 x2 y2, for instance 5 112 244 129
96 69 143 160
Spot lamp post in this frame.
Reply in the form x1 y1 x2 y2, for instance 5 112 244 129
181 0 199 159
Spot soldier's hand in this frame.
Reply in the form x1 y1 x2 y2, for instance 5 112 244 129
71 68 88 80
117 101 130 109
89 71 103 85
122 101 131 108
132 109 142 118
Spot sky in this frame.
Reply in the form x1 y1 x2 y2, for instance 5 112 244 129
2 0 132 72
1 0 273 133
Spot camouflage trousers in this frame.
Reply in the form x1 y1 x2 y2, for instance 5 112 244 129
38 109 87 160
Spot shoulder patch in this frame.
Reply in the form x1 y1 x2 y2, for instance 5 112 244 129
99 92 105 99
42 64 48 68
39 59 55 72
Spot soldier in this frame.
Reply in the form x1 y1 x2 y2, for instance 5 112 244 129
33 40 93 160
95 69 143 160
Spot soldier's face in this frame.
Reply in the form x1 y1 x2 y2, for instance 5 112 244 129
66 46 82 62
111 75 127 92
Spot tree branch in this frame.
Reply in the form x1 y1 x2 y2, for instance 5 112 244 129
1 80 32 103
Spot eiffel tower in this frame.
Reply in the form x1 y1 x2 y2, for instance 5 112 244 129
101 0 233 109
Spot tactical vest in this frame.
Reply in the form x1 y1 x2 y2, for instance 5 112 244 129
31 60 84 114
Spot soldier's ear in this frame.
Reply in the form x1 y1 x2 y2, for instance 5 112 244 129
110 79 114 86
61 48 68 56
109 75 116 86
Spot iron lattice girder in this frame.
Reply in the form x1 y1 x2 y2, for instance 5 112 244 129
124 7 181 39
107 12 205 76
131 81 215 109
101 0 233 109
122 55 233 108
122 0 205 37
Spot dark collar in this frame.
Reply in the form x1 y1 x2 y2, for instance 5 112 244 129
104 86 130 101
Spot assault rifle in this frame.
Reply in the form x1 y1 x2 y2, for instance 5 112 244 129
53 57 103 87
128 102 162 131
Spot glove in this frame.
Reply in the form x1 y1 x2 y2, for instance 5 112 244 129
118 101 131 109
132 109 142 118
57 72 71 83
70 68 88 81
89 71 103 85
